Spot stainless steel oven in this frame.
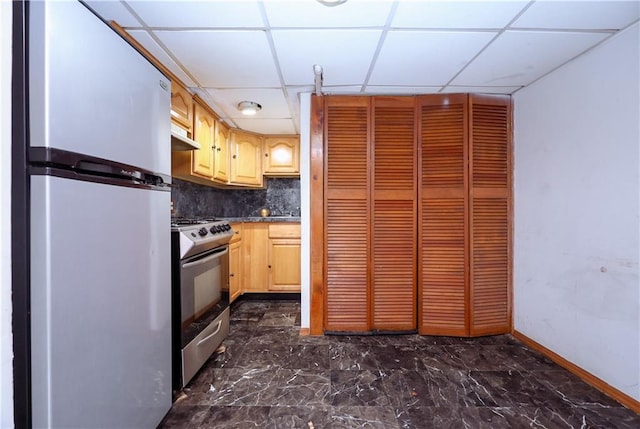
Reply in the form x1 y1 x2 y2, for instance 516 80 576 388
171 218 233 390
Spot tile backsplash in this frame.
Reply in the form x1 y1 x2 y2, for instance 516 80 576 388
171 178 301 218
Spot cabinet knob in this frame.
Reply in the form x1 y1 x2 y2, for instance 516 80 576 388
230 273 235 277
268 265 272 269
232 154 237 159
265 153 269 157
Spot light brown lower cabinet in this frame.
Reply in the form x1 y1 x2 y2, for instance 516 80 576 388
268 224 301 291
228 223 242 303
239 222 301 294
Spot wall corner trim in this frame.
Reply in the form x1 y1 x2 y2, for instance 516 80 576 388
512 330 640 413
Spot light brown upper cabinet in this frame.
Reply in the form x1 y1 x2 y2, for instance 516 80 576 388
230 130 263 187
213 121 230 183
311 94 511 337
191 99 216 179
172 96 227 186
170 81 193 133
263 136 300 176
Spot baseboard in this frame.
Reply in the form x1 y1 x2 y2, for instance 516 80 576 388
512 330 640 414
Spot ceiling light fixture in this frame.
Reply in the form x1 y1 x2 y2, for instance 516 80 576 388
237 101 262 116
316 0 348 7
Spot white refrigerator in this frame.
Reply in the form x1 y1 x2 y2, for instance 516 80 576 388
27 1 172 427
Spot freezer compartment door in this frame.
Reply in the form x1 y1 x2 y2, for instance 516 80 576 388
30 176 171 428
28 0 170 175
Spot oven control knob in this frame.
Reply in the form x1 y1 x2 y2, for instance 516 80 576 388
210 226 218 234
223 224 231 231
198 227 208 237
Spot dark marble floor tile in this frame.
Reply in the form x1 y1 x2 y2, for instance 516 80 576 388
330 370 391 407
229 302 269 322
160 300 639 429
394 405 461 429
210 368 331 407
380 369 437 409
330 343 381 371
439 370 502 407
268 405 331 428
440 344 525 371
257 310 298 326
470 370 562 408
368 345 427 371
330 406 400 429
536 369 626 408
208 342 246 369
159 405 209 429
285 344 331 370
196 405 271 428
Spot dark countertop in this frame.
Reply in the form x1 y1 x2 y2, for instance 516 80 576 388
222 216 301 223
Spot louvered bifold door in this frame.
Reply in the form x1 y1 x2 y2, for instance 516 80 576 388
469 95 511 336
418 95 469 336
324 97 371 332
371 97 417 331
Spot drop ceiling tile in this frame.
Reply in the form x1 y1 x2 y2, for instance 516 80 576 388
263 0 393 28
204 88 291 119
392 0 529 29
126 0 264 28
452 30 609 87
512 1 640 30
85 1 141 27
441 86 520 95
126 30 197 87
322 85 365 94
154 30 281 87
272 29 383 86
363 86 442 95
233 118 297 135
369 31 497 86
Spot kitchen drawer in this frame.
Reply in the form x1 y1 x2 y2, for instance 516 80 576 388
268 223 300 239
229 222 242 243
181 307 229 387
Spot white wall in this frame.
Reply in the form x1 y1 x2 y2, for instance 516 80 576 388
513 23 639 401
299 93 311 329
1 0 15 426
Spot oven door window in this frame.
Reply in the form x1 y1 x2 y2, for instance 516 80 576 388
180 246 228 326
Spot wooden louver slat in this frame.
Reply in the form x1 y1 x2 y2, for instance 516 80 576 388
372 100 416 331
419 95 468 336
326 200 369 331
469 96 511 336
325 98 370 332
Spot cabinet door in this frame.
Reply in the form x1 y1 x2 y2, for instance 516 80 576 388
469 95 511 336
192 102 215 179
264 136 300 175
229 241 242 302
242 223 269 292
325 97 370 332
170 81 193 132
371 97 417 331
268 239 301 291
418 94 469 336
214 122 230 182
230 131 263 186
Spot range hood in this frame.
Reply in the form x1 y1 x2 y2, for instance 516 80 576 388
171 123 200 151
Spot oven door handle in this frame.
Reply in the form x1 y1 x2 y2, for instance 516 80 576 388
196 320 223 347
182 246 228 269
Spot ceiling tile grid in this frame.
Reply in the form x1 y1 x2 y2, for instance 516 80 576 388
84 0 640 135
